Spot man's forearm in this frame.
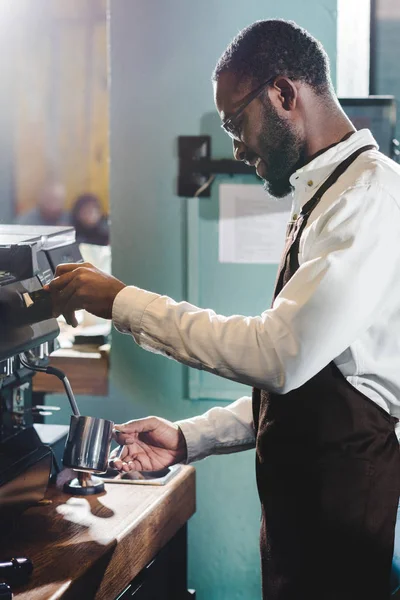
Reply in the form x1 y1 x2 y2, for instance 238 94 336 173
175 396 255 463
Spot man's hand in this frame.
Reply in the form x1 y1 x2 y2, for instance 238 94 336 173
46 262 126 324
109 417 188 472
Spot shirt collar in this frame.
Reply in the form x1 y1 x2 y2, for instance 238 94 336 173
289 129 378 214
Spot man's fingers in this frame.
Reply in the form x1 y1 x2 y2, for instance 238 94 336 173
64 311 78 328
114 417 158 434
47 271 77 293
44 264 94 326
109 448 124 460
113 418 158 445
51 278 83 317
109 446 143 472
120 459 142 472
55 263 78 277
110 457 124 470
109 445 126 467
58 278 81 308
48 263 94 293
54 262 92 277
113 431 138 445
109 445 127 468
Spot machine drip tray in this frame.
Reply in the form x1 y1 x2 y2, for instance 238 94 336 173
98 463 181 486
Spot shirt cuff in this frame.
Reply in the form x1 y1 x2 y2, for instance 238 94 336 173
112 285 160 334
174 416 216 464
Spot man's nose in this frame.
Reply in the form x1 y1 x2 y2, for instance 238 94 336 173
233 139 247 161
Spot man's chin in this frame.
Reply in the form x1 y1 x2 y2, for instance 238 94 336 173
263 178 293 199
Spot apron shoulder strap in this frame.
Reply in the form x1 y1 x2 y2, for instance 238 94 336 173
300 144 376 217
271 144 377 300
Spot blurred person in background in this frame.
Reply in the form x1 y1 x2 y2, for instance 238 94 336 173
71 193 109 246
15 180 70 226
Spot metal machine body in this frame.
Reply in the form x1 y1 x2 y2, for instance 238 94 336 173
0 225 83 522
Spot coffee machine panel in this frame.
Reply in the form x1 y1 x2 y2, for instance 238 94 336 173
0 226 83 523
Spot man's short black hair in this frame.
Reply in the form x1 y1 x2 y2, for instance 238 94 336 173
213 19 332 95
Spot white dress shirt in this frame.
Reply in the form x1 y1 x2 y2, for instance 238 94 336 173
113 129 400 462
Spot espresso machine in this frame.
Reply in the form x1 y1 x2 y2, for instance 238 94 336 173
0 226 78 519
0 226 115 511
0 226 117 598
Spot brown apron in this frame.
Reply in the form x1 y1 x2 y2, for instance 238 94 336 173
253 145 400 600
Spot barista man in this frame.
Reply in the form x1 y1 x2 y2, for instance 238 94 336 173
47 20 400 600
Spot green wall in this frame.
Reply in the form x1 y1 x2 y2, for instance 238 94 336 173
376 8 400 138
0 30 16 224
106 2 338 598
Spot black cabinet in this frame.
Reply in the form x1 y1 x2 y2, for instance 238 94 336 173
115 525 195 600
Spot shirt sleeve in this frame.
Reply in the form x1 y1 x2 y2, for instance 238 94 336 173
112 183 400 394
174 395 255 463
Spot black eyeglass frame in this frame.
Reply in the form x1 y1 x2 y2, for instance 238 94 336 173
220 76 276 141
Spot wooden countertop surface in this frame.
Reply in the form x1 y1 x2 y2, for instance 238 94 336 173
3 465 196 600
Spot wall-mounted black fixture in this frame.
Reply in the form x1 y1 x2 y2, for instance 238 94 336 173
177 136 254 197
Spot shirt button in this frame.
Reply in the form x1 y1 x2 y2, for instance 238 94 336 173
307 180 313 187
292 213 298 220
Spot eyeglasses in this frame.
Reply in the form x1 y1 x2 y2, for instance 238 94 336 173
221 76 276 141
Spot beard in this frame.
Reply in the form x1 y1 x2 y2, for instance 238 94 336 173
257 99 306 198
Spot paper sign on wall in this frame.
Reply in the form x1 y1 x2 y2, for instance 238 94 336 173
218 184 292 264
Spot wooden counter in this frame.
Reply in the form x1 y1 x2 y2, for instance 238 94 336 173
3 465 195 600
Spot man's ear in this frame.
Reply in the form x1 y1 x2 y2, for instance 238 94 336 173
273 77 298 111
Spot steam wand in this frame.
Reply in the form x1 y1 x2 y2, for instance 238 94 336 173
18 353 80 417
